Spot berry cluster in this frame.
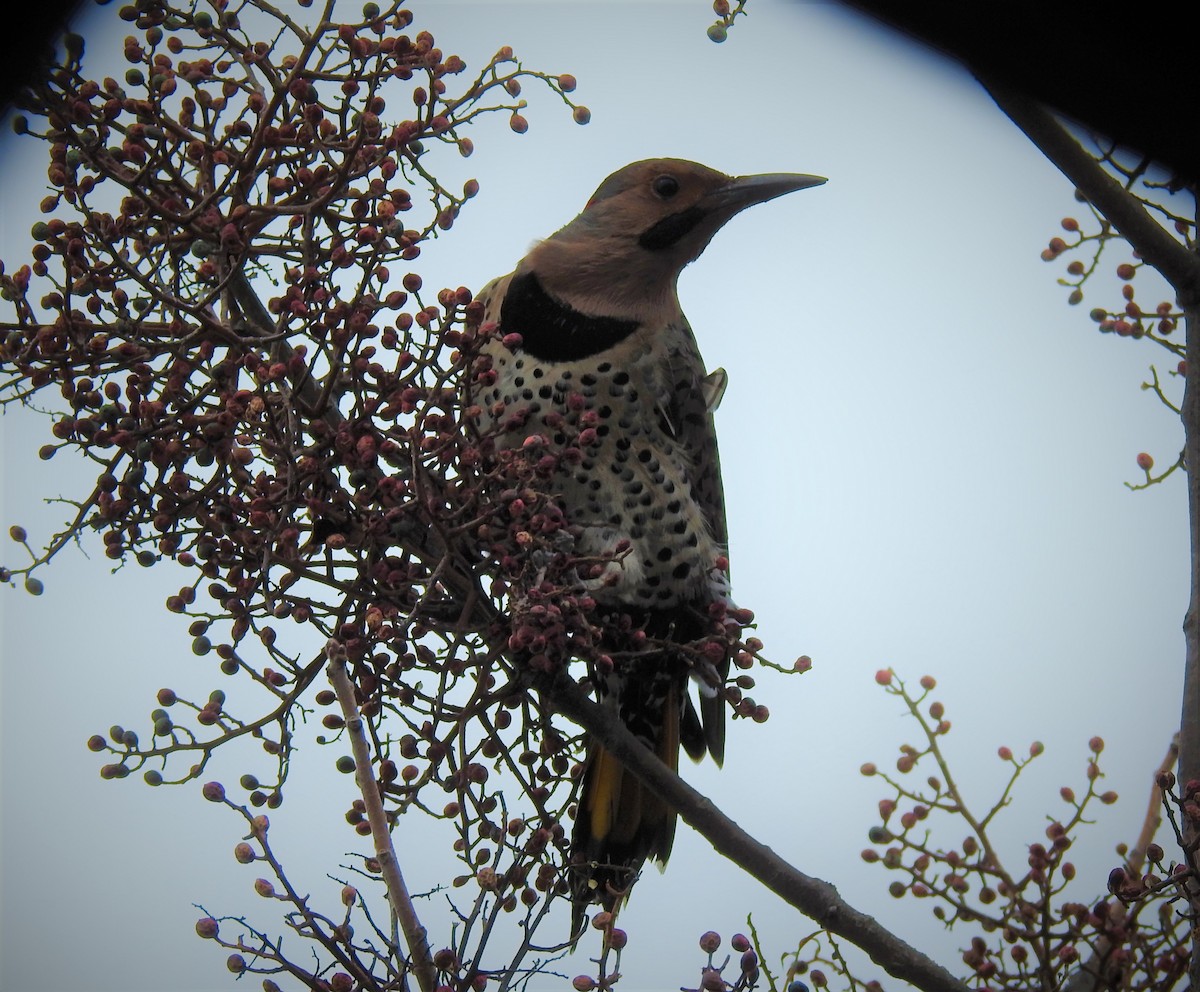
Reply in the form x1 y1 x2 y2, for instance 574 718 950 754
781 671 1196 991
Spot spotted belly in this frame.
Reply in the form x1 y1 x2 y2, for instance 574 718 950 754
479 344 722 608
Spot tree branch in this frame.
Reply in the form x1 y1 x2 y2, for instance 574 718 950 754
1181 298 1200 992
328 647 438 992
534 672 972 992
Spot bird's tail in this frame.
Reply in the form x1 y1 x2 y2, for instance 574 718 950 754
567 605 728 936
569 674 682 936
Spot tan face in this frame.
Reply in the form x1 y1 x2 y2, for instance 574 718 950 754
573 159 738 265
524 159 825 320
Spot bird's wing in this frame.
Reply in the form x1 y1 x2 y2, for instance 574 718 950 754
659 321 728 551
659 320 730 764
702 367 728 412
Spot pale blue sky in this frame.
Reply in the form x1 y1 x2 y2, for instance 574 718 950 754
1 3 1188 991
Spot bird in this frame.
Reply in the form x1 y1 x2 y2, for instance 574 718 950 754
471 158 825 934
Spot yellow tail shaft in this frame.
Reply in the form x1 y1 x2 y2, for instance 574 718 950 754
570 681 681 932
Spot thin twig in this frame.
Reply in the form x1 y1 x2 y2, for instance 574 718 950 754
1062 739 1180 992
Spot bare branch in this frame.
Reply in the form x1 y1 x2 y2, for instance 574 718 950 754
329 645 438 992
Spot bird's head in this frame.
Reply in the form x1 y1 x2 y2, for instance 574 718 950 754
523 158 825 320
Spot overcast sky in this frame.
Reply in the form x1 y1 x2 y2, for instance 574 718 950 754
0 2 1190 991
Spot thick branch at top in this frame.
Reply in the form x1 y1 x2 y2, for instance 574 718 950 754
981 75 1200 306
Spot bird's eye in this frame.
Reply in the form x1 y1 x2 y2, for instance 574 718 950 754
652 175 680 199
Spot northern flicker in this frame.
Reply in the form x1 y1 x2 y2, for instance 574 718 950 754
472 159 825 932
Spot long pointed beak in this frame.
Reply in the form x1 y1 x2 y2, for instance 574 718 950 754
705 172 827 214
